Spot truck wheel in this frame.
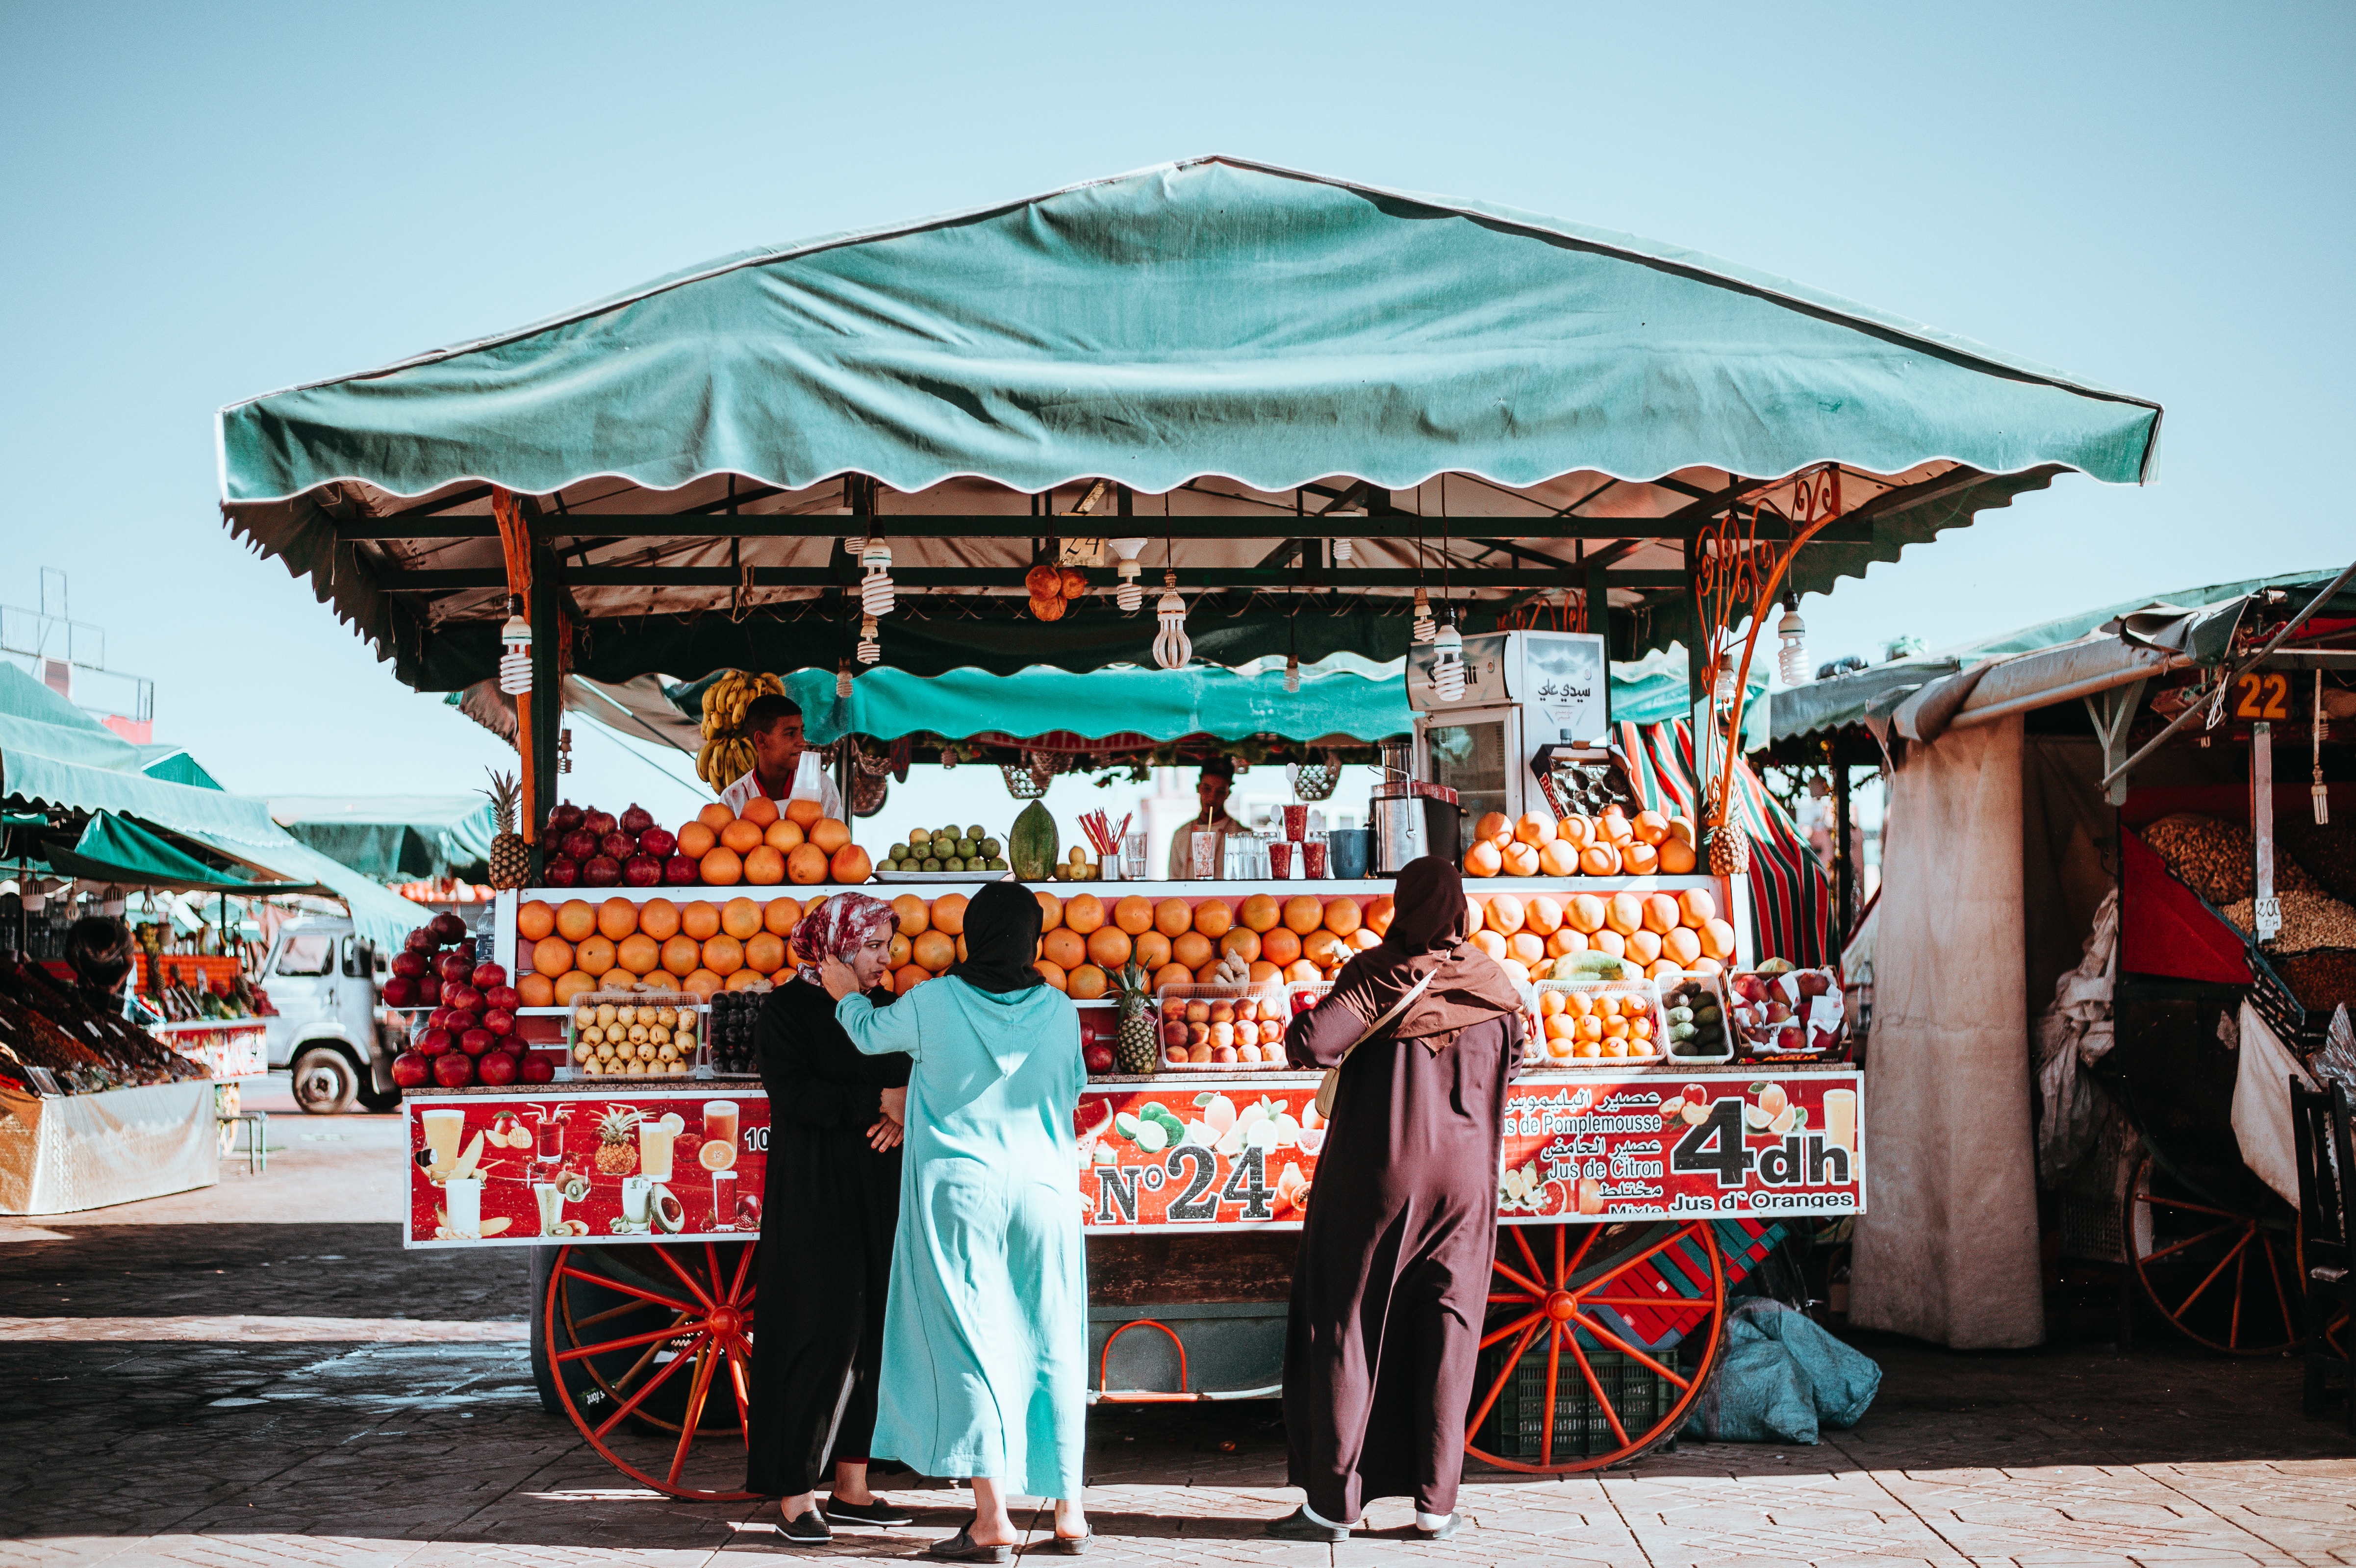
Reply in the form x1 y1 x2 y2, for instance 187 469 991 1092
356 1084 403 1113
290 1047 359 1115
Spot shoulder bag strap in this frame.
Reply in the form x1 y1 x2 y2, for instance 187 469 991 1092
1313 970 1436 1121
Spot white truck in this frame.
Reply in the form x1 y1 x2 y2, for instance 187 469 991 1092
256 913 403 1114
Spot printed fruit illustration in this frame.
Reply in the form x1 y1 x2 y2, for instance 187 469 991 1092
594 1104 641 1174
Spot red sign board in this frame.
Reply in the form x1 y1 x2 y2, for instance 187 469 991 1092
1496 1069 1863 1223
1072 1068 1863 1233
403 1089 768 1248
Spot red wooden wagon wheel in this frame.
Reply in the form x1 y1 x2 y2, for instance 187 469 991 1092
546 1240 759 1499
2124 1153 2302 1355
1466 1218 1724 1473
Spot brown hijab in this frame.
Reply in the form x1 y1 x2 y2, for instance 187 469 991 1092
1325 856 1525 1055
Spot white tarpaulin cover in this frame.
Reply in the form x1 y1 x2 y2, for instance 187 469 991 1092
0 1081 217 1215
2232 1001 2318 1207
1849 716 2045 1348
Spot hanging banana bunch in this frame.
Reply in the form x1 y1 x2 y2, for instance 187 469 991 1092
693 670 784 788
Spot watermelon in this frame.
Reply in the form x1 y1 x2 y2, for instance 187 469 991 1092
1009 801 1060 881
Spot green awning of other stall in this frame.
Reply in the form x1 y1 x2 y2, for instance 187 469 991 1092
269 794 497 881
43 812 300 894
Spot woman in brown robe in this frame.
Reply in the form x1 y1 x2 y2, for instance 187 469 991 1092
1268 856 1526 1543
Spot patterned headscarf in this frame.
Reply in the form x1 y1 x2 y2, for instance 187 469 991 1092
791 891 897 986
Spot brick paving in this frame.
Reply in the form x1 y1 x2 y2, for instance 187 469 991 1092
2 1095 2350 1567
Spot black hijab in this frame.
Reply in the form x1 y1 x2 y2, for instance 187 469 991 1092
946 880 1045 994
1326 856 1524 1055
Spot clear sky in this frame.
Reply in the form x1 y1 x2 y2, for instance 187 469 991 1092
3 1 2350 837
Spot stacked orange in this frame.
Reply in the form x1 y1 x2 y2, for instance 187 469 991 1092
1468 885 1733 986
516 893 826 1007
1461 805 1699 878
1535 986 1660 1061
675 797 872 888
1017 890 1390 997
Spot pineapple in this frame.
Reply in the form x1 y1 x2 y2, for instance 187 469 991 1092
594 1104 641 1174
1706 816 1749 878
483 769 529 889
1114 962 1160 1076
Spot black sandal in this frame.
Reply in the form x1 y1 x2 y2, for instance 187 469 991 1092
922 1526 1013 1563
1040 1531 1092 1555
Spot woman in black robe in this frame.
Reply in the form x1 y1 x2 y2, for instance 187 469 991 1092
1268 856 1526 1543
746 892 915 1544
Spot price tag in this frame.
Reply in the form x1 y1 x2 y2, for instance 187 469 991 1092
2254 895 2283 940
1058 538 1104 567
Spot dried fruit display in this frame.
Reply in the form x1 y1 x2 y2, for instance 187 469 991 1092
2141 814 2314 908
2220 889 2356 954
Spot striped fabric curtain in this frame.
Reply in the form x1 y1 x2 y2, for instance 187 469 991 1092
1612 719 1834 969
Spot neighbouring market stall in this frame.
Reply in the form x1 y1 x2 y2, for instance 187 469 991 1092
1767 567 2356 1353
0 661 427 1211
213 156 2160 1491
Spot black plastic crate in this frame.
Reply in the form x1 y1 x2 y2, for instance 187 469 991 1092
1470 1334 1684 1463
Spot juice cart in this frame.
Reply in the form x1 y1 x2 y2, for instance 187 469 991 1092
398 866 1866 1493
216 156 2156 1494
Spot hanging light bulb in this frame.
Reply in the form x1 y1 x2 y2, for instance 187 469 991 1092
858 539 894 618
1152 572 1191 670
1109 537 1150 613
1285 653 1301 694
1430 620 1466 703
857 613 881 665
497 598 532 695
1776 597 1810 686
557 727 574 774
1713 662 1739 704
1411 586 1435 644
1332 537 1354 563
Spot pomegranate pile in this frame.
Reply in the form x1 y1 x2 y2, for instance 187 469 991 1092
384 910 548 1090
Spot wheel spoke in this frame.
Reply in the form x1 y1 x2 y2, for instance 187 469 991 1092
1488 1291 1540 1305
2261 1232 2297 1344
1561 1324 1629 1448
1564 1222 1598 1281
1479 1308 1545 1351
2137 1222 2234 1267
592 1330 707 1440
558 1263 697 1316
668 1339 722 1487
1512 1226 1546 1291
2136 1192 2244 1221
1539 1323 1562 1469
727 1338 752 1447
1466 1315 1544 1437
1552 1223 1567 1292
727 1240 757 1304
1569 1309 1691 1391
1492 1257 1549 1298
2167 1228 2253 1322
2229 1242 2247 1348
1582 1295 1687 1309
1573 1224 1702 1296
652 1246 719 1312
557 1318 700 1365
571 1297 667 1334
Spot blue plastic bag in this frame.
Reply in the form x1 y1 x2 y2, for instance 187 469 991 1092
1681 1298 1881 1444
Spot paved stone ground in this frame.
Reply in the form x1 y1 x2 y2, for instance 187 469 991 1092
3 1083 2351 1567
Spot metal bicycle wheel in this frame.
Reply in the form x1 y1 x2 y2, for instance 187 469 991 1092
545 1240 758 1499
2124 1153 2301 1355
1466 1218 1724 1473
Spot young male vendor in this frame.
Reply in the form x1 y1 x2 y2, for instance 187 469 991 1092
720 694 845 819
1164 757 1249 880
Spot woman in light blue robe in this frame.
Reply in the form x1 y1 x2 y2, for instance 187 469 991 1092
822 881 1089 1562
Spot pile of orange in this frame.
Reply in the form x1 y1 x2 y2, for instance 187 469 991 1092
1461 804 1698 879
941 889 1394 1000
1468 885 1734 985
675 797 872 888
515 894 822 1007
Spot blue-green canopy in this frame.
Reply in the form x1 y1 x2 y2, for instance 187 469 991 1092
224 157 2156 503
219 157 2161 689
769 661 1410 748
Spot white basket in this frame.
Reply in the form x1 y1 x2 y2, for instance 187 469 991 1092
1655 972 1736 1063
563 990 706 1080
1154 984 1289 1070
1530 975 1670 1068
